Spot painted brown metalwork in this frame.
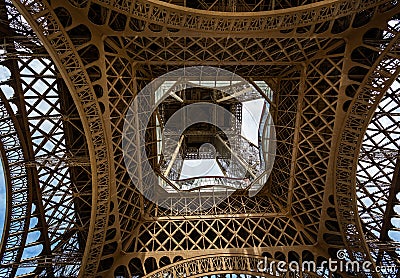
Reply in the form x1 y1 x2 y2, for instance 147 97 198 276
0 0 398 277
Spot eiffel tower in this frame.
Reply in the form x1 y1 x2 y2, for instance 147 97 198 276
0 0 399 277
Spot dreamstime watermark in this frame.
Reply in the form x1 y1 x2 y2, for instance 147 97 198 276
254 250 397 274
122 66 276 212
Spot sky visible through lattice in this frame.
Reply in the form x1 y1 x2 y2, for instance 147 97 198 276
356 76 400 244
0 57 399 275
0 61 9 238
180 98 265 179
0 57 71 275
0 160 5 239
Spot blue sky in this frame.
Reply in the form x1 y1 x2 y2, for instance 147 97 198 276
0 59 42 275
0 62 9 237
0 57 399 274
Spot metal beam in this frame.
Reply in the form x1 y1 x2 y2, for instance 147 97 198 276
216 134 257 178
376 156 400 265
164 135 185 177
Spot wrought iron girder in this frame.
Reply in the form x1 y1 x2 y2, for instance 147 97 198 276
142 253 321 278
109 36 341 67
376 158 400 265
11 0 115 277
85 0 391 35
0 87 29 277
158 0 322 12
0 2 56 276
356 73 400 270
6 0 400 277
335 14 400 277
4 53 55 278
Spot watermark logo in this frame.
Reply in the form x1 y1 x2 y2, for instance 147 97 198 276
122 66 276 212
255 250 397 274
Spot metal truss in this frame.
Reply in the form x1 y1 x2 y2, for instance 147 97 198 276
0 73 29 277
356 74 400 275
335 14 400 277
157 0 325 13
0 0 92 276
0 0 398 277
143 254 320 278
84 0 388 34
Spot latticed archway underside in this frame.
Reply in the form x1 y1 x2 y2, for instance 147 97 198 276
0 0 398 277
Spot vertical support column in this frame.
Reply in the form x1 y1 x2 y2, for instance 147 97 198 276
286 65 306 210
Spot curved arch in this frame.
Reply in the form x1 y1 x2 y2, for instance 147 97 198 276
7 1 400 277
0 87 30 277
88 0 392 33
334 15 400 276
356 73 400 270
12 1 112 277
143 253 319 278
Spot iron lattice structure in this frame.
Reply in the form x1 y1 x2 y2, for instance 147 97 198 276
0 0 398 277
